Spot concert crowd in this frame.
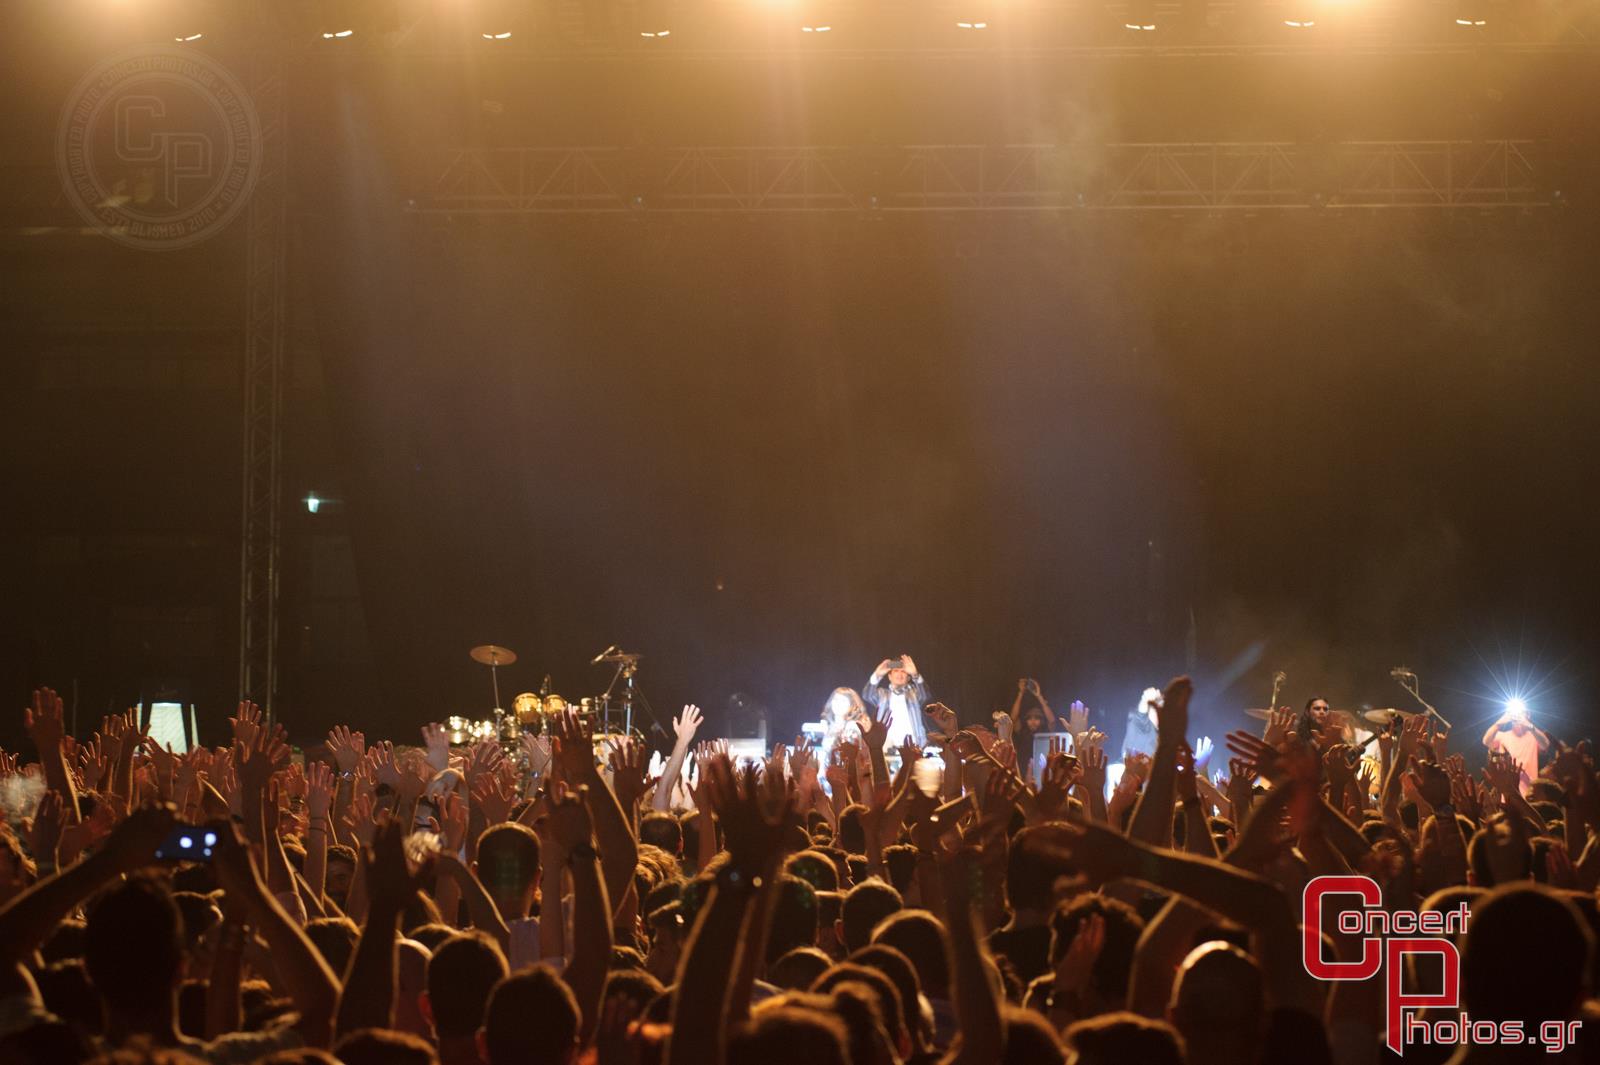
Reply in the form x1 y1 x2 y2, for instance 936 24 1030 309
0 669 1593 1065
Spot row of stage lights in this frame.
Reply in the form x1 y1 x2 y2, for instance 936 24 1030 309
125 0 1520 45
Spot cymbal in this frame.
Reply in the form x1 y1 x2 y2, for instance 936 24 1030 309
470 644 518 667
1362 707 1417 725
597 651 642 664
1243 708 1274 721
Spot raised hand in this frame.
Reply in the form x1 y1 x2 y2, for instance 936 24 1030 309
79 737 110 792
980 767 1024 829
1483 750 1522 797
673 705 705 747
701 755 796 876
1078 742 1107 798
1224 730 1280 781
420 723 452 772
327 725 366 774
1036 749 1079 822
554 709 597 780
1408 758 1452 809
899 654 918 677
370 741 403 791
1067 700 1090 737
869 704 895 749
1260 706 1294 746
24 688 66 750
439 791 469 852
471 772 515 826
306 761 334 822
608 739 649 810
1398 714 1429 760
462 740 504 786
1192 735 1214 774
238 724 290 797
519 733 553 778
229 701 262 752
345 791 379 847
923 701 958 740
139 734 179 795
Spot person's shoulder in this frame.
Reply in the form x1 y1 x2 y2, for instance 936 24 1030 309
201 1022 303 1064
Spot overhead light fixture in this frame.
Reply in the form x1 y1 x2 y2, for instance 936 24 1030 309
956 20 989 28
1454 0 1487 24
1123 21 1157 29
802 24 832 32
174 32 204 41
640 28 671 37
321 28 354 38
1284 18 1315 26
481 30 513 39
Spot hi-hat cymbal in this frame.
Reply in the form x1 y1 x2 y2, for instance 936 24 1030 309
1362 707 1416 725
470 644 518 667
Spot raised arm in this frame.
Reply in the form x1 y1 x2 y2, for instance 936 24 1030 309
666 757 795 1065
213 820 341 1048
548 782 613 1046
654 705 704 812
335 818 433 1038
1128 677 1192 846
554 710 638 914
939 847 1003 1065
24 689 80 823
0 803 173 967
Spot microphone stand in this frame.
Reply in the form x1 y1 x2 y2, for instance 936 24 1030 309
1395 672 1453 731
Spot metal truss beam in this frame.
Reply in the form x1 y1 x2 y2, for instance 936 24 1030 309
407 140 1552 215
239 52 287 721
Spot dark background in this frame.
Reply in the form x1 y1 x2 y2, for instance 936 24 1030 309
4 2 1599 757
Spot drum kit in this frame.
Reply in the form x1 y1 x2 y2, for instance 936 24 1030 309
446 643 657 758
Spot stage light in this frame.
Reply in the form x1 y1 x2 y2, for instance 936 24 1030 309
321 29 354 38
481 30 512 39
174 32 204 41
640 28 671 37
1123 0 1158 31
802 24 832 31
1284 17 1316 26
1506 696 1529 719
1454 0 1488 24
304 493 322 514
956 21 990 29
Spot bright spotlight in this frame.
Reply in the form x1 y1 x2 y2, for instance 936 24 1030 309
1284 18 1315 25
802 24 832 31
956 21 989 29
481 30 513 39
304 494 321 514
1505 696 1529 719
174 32 204 42
1123 21 1157 29
640 28 671 37
321 29 354 39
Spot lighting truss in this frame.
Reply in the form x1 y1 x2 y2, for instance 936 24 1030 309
407 140 1550 215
